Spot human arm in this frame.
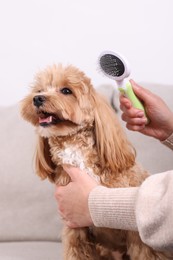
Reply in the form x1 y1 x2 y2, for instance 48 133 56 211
89 170 173 252
56 166 173 252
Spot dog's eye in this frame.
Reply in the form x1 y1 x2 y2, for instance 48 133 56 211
60 88 72 95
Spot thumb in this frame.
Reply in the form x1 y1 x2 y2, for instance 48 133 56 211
130 80 152 105
63 165 81 181
63 165 98 185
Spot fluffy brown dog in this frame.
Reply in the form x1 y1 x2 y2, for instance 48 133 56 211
21 64 173 260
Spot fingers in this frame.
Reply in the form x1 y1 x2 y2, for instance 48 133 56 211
120 93 147 131
55 187 72 224
54 185 65 200
120 95 145 120
129 79 151 100
66 220 80 229
63 165 98 185
58 202 87 229
57 198 90 229
125 122 146 132
62 165 81 181
119 95 132 110
58 208 79 228
122 111 147 131
121 112 147 124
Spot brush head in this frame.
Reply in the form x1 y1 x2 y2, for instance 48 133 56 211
98 51 131 81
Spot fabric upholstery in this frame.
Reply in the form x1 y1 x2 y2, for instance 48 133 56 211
0 242 62 260
0 105 63 242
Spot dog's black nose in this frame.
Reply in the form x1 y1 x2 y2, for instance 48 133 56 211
33 95 46 107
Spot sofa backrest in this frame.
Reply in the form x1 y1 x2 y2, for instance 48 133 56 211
0 105 62 242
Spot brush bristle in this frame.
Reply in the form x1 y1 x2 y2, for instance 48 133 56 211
99 54 125 78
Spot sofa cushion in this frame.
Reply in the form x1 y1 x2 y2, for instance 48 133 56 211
0 241 62 260
0 105 63 242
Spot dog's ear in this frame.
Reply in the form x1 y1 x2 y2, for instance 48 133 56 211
35 136 56 181
91 91 136 173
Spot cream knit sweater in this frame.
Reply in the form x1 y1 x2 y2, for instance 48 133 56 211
88 133 173 252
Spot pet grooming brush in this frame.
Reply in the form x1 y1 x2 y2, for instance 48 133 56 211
98 50 148 119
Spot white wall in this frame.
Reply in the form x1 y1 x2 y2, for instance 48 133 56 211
0 0 173 106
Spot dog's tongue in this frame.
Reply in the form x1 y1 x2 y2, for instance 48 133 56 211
39 116 53 124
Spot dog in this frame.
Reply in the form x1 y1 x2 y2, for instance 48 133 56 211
21 64 173 259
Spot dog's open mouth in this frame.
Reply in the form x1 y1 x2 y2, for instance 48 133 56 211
38 111 64 127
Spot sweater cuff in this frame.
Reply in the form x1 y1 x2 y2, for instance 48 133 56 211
162 132 173 150
88 186 138 231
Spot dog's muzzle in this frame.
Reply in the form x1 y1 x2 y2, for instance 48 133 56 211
33 95 46 107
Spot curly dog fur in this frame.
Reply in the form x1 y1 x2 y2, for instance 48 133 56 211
21 64 173 259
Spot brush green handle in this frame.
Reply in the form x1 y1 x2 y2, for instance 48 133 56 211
119 81 149 122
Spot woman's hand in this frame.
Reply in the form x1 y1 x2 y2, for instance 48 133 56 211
120 80 173 141
55 165 98 228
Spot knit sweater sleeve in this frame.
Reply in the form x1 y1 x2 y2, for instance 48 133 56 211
88 134 173 251
89 171 173 251
135 170 173 251
89 186 138 231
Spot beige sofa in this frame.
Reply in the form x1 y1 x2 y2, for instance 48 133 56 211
0 83 172 260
